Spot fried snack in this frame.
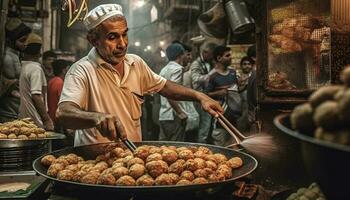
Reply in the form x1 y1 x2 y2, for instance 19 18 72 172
110 147 125 158
95 154 108 162
52 157 69 167
180 170 195 181
127 157 144 168
41 155 56 167
0 133 7 139
146 160 168 178
116 175 136 186
193 158 206 169
168 173 180 184
162 149 178 164
57 169 74 181
194 169 210 178
168 159 185 175
176 179 192 185
178 150 194 160
17 135 28 139
123 155 134 164
112 162 125 168
193 151 207 160
134 146 150 160
290 103 315 135
149 146 162 154
136 174 155 186
313 101 341 131
80 172 100 184
217 165 232 179
111 166 129 179
129 164 146 179
7 133 17 139
28 133 37 139
146 153 162 163
337 90 350 123
65 164 80 173
97 173 116 185
309 85 343 108
72 170 88 182
65 153 80 165
205 160 218 171
213 154 228 164
227 157 243 169
208 172 226 182
155 174 172 185
47 163 65 177
192 177 208 184
340 66 350 87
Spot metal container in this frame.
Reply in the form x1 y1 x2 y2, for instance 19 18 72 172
274 114 350 199
224 0 255 34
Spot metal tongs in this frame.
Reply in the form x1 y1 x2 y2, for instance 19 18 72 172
216 113 248 147
121 138 137 152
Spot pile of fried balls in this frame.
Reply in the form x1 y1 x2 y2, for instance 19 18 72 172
41 145 243 186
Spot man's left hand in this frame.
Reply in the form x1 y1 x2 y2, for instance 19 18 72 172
198 93 223 117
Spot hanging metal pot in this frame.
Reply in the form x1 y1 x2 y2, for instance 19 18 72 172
224 0 255 34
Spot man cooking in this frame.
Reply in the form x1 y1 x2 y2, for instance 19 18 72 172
56 4 223 146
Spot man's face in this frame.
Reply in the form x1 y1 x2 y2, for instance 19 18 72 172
219 51 232 68
183 51 192 67
202 49 213 62
92 18 128 65
241 60 252 74
43 57 55 69
15 35 29 51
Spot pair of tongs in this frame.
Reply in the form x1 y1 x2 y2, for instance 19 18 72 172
216 113 248 147
121 138 137 152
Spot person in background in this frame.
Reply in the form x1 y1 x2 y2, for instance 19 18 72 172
246 45 258 133
159 43 187 141
206 45 239 146
48 59 72 125
42 50 57 81
190 42 217 144
19 33 54 130
0 18 31 122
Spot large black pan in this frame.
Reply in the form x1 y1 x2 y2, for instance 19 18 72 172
33 141 257 199
274 114 350 200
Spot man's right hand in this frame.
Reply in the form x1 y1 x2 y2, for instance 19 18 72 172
43 118 54 131
95 114 127 141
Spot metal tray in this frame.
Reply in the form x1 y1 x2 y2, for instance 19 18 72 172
0 132 66 148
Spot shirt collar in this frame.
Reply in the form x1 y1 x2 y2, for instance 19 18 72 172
168 61 184 68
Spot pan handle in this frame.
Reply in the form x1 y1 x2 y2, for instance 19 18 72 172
225 143 244 151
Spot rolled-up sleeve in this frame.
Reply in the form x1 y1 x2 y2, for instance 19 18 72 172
30 67 46 95
140 59 166 95
59 64 87 109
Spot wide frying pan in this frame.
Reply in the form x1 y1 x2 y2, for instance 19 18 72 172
274 114 350 199
33 141 258 199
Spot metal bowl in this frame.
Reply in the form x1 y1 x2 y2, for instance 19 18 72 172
33 141 258 199
274 114 350 199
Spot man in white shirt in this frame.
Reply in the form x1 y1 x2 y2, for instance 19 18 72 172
19 33 54 130
56 4 223 146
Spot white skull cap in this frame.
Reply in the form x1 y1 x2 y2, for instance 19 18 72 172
84 4 124 30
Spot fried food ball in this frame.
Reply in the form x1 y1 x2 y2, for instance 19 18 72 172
168 159 185 175
184 159 199 172
309 85 343 108
7 133 17 139
95 154 108 162
101 168 113 175
178 150 194 160
193 158 206 169
41 155 56 167
72 170 88 182
129 163 146 179
19 127 31 136
155 173 172 185
213 154 228 164
204 154 217 163
120 150 133 158
205 160 218 171
112 158 125 166
65 164 80 172
208 172 226 182
145 160 168 178
198 146 212 154
194 168 213 178
57 169 74 181
116 175 136 186
194 151 207 160
176 147 189 153
97 173 116 185
168 173 180 184
187 146 198 153
9 127 19 135
340 65 350 86
162 149 178 164
18 135 28 139
134 146 150 160
0 133 7 139
192 177 208 184
180 170 195 181
47 163 65 177
33 127 45 134
37 133 46 138
91 161 109 172
149 147 162 154
52 157 69 167
217 165 232 179
65 153 79 164
337 89 350 123
80 172 100 184
80 163 95 172
313 101 341 131
136 174 155 186
290 103 316 135
146 153 162 163
110 147 125 158
107 158 117 166
111 166 129 179
127 157 144 168
227 157 243 169
77 156 84 162
112 162 125 168
28 133 38 139
176 179 192 185
84 160 97 165
123 155 134 164
167 146 177 151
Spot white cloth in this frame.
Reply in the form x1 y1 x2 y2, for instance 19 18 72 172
59 48 166 146
84 4 124 30
19 61 47 127
159 61 184 121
